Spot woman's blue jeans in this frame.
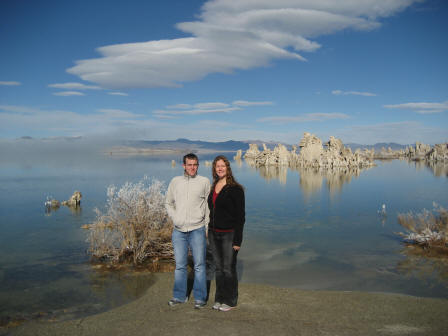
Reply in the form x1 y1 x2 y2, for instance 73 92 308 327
172 226 207 303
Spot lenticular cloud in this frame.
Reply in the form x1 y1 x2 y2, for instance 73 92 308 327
67 0 421 89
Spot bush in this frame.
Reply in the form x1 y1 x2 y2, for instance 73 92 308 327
87 177 173 264
397 203 448 251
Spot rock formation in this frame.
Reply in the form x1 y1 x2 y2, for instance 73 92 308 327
245 133 374 169
45 198 60 209
404 142 448 162
234 149 243 160
45 191 81 213
254 143 290 166
62 191 82 207
244 135 446 171
243 144 260 159
373 147 406 159
426 143 448 162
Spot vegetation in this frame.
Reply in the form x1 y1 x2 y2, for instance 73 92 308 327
397 203 448 252
87 177 173 264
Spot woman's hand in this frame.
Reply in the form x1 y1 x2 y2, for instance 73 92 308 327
233 245 240 251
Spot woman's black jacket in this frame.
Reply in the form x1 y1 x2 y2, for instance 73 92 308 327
208 184 245 247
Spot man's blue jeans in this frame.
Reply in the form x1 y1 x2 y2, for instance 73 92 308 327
172 226 207 303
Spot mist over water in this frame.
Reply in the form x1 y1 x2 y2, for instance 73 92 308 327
1 144 447 324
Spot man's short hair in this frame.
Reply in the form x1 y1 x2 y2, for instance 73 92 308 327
183 153 199 164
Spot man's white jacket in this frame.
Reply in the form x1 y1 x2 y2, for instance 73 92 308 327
165 174 210 232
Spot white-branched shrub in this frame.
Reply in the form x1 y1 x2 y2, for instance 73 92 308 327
88 177 173 264
397 203 448 250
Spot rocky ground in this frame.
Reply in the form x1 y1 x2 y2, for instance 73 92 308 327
10 273 448 336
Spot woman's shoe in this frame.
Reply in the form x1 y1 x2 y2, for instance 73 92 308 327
212 302 221 310
218 304 235 312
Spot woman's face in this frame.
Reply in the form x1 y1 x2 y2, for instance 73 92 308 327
215 159 227 179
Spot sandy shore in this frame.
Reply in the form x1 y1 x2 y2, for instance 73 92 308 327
11 272 448 336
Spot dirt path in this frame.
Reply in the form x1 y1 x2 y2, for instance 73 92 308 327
11 273 448 336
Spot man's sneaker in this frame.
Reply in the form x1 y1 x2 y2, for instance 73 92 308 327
212 302 221 310
194 301 206 309
218 304 235 312
168 298 184 307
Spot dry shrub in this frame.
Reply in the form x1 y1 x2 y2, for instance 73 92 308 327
88 177 173 264
397 203 448 250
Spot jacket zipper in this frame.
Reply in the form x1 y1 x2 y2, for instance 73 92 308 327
186 176 190 232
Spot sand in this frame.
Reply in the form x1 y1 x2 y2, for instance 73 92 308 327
11 273 448 336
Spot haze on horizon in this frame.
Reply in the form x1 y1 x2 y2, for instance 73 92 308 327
0 0 447 145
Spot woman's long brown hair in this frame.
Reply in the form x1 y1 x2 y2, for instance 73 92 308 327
211 155 243 192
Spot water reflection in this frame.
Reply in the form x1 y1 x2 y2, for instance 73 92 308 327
245 157 367 195
409 160 448 178
245 158 288 184
397 245 448 287
298 166 368 196
426 162 448 178
233 158 243 167
88 266 156 307
0 262 163 328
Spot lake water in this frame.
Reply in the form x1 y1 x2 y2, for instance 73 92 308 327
1 150 447 325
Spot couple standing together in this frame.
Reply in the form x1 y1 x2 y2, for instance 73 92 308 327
165 153 245 311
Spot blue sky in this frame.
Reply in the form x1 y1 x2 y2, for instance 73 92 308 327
1 0 447 145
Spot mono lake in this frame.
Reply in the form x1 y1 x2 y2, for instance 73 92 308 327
1 150 447 323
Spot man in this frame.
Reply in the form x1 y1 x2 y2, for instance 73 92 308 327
165 153 210 309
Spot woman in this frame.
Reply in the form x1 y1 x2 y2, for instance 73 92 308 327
208 155 245 311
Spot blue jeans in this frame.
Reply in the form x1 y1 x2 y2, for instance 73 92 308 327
172 227 207 303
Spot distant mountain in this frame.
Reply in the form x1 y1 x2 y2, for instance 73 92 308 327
125 138 411 153
41 136 83 141
16 136 83 142
124 138 252 152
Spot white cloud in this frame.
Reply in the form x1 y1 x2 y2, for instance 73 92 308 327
107 92 129 96
332 90 377 96
97 109 141 119
66 0 420 89
155 99 273 116
53 91 85 96
336 121 447 144
0 104 293 141
154 106 241 116
258 113 349 123
0 81 21 86
0 105 38 114
232 100 274 106
384 100 448 114
154 114 180 120
48 82 102 90
197 120 234 127
194 102 230 109
166 104 193 109
0 105 144 137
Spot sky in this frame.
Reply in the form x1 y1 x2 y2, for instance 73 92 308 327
0 0 447 145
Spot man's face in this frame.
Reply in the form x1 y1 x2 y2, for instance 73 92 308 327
183 158 199 177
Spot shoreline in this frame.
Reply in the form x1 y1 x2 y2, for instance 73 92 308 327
104 146 237 156
11 272 448 336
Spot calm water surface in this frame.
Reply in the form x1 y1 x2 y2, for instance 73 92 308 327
1 151 447 323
